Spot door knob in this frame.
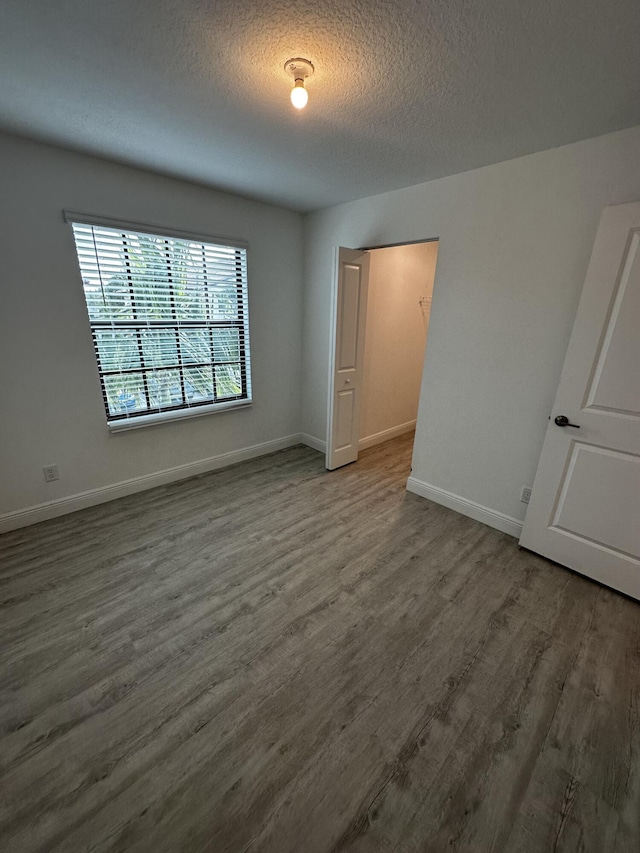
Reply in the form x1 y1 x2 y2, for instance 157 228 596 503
554 414 580 428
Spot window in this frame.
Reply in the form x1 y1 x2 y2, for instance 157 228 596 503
67 214 251 428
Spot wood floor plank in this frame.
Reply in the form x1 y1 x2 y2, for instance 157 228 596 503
504 587 640 853
1 434 639 852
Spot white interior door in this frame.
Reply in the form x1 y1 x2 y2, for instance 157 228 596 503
326 247 370 470
520 202 640 599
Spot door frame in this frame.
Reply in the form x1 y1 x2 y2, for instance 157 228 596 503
325 237 439 469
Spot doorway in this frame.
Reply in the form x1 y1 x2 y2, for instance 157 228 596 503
360 240 438 462
326 239 439 471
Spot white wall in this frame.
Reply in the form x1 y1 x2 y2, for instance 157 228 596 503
360 242 437 444
0 134 303 523
302 125 640 527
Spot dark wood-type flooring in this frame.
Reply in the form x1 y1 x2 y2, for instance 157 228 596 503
1 435 639 852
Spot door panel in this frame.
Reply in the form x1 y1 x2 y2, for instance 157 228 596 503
335 389 355 450
326 248 370 470
337 267 361 369
585 231 640 415
520 202 640 599
551 443 640 559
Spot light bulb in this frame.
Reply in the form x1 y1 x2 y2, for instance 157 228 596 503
291 79 308 109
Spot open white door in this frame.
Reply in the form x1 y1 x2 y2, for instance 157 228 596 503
326 247 370 470
520 202 640 600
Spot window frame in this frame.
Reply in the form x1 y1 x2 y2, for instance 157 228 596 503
65 211 252 431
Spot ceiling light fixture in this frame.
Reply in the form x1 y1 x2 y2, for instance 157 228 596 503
285 58 314 110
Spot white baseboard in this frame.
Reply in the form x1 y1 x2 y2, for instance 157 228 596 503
406 476 523 538
300 433 326 453
300 421 416 455
359 420 416 450
0 434 302 534
300 422 416 456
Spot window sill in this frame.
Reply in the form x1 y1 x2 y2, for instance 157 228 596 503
108 399 252 433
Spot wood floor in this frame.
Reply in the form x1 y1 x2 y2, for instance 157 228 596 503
1 434 639 852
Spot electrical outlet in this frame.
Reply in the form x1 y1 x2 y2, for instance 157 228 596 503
43 464 59 483
520 486 532 504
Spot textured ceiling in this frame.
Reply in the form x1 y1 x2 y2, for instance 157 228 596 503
0 0 638 211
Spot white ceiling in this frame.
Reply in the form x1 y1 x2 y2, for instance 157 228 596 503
1 0 638 212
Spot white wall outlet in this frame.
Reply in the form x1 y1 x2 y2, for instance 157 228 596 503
43 464 59 483
520 486 532 504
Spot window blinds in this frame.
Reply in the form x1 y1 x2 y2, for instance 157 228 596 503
70 221 251 423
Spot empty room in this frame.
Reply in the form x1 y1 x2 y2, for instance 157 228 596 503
1 2 640 851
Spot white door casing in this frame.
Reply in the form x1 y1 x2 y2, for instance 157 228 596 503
520 202 640 599
326 248 370 470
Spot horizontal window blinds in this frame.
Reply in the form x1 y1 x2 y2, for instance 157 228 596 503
71 222 251 423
